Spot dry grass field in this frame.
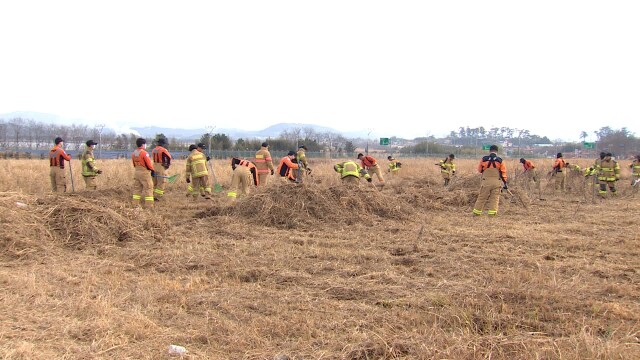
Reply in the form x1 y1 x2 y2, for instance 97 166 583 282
1 156 638 359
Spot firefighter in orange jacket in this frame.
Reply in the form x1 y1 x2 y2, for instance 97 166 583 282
357 153 385 185
519 157 541 196
472 145 507 216
131 138 156 208
551 152 567 192
49 137 72 192
186 143 212 200
228 157 258 200
276 151 299 182
151 137 172 201
254 142 275 186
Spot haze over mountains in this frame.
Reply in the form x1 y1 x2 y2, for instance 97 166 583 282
0 111 375 140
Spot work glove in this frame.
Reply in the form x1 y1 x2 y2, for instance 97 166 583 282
270 169 274 175
150 170 156 178
186 178 191 183
206 156 211 161
96 170 103 174
367 178 372 183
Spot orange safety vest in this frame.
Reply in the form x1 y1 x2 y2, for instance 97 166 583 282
49 145 71 168
553 158 566 172
522 160 535 170
231 158 259 186
132 147 154 171
478 153 507 182
152 146 172 167
277 156 299 181
360 156 377 168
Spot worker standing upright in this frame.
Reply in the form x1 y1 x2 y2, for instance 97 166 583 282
472 145 507 216
151 137 172 201
598 152 620 197
551 152 567 192
131 138 155 209
629 154 640 187
81 139 102 190
185 143 212 200
296 145 310 182
254 142 274 186
49 137 72 193
438 154 456 186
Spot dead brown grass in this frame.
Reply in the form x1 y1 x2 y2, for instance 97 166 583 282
0 157 638 359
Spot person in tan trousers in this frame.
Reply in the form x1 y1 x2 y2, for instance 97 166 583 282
472 145 508 216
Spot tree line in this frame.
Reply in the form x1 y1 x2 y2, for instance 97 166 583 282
1 117 637 157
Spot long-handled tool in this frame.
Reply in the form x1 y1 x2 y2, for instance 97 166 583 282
68 159 75 192
207 154 223 192
152 173 180 184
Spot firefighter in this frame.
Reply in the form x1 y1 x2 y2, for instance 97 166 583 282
334 160 371 184
519 157 541 195
387 156 401 176
630 154 640 187
438 154 456 186
551 152 567 192
81 139 102 190
598 152 620 196
472 145 507 216
186 143 212 200
131 138 155 208
295 145 310 182
151 137 172 201
276 151 299 182
357 153 385 185
254 142 275 186
227 157 258 200
49 137 72 192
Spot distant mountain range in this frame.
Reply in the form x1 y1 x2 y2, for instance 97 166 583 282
0 111 372 140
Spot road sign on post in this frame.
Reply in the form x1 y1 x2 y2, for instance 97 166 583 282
482 144 491 150
583 142 595 149
379 138 390 146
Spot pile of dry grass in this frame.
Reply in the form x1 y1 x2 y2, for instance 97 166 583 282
34 193 166 249
198 181 415 229
0 192 54 260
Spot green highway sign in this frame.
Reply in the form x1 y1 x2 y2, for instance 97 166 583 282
379 137 390 146
482 144 491 150
583 142 595 149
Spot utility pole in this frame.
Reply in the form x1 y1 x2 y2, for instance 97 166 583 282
366 128 373 155
95 124 105 159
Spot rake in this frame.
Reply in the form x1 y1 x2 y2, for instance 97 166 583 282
152 173 180 183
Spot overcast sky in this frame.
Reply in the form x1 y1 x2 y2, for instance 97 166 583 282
1 0 638 141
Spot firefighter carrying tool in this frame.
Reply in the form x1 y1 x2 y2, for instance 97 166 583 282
437 154 456 186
